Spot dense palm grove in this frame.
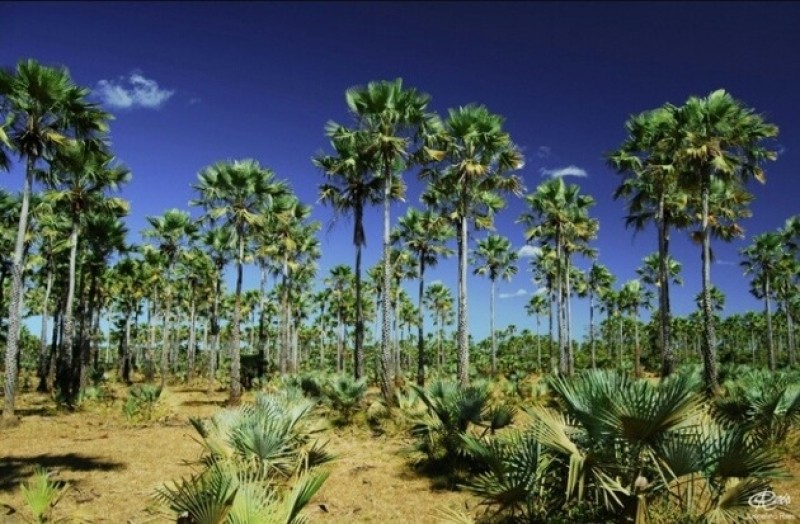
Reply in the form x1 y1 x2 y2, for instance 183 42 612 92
1 59 799 523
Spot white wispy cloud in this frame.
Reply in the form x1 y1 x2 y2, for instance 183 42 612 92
517 245 542 258
188 97 202 106
536 146 551 159
716 259 737 266
540 165 588 178
499 289 528 299
94 72 174 110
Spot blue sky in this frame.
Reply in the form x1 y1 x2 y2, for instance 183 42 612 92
1 2 798 341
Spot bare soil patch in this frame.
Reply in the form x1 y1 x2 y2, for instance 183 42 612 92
0 385 476 523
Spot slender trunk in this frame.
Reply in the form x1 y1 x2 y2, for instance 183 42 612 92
565 254 573 375
78 269 99 396
436 315 442 372
657 197 675 376
536 314 542 371
47 306 63 393
393 278 400 376
229 237 244 404
187 283 197 382
417 260 426 386
119 313 132 384
257 263 267 380
589 290 596 369
699 181 719 393
786 298 795 367
548 287 555 373
490 278 497 376
354 204 365 379
37 268 55 392
3 158 34 421
633 309 642 378
337 309 344 373
57 224 79 402
160 264 173 388
379 169 394 402
456 215 470 387
279 261 289 374
556 229 568 375
209 267 222 391
146 294 157 382
765 279 775 371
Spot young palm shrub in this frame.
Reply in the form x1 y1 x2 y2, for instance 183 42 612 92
123 384 163 421
155 460 328 524
322 374 367 424
158 390 331 523
713 368 800 447
408 379 516 477
506 370 786 523
20 467 68 524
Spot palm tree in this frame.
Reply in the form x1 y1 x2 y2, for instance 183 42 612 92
424 282 454 373
525 292 548 372
674 89 778 393
388 247 418 375
392 208 454 385
144 209 197 388
585 263 615 369
325 265 353 373
46 140 129 399
519 177 598 376
1 59 109 420
741 232 784 371
200 227 233 388
472 234 518 376
341 78 433 402
619 280 652 377
422 105 524 387
609 105 690 377
316 126 383 379
192 159 292 404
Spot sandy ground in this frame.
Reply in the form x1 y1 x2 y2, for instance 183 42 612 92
0 385 477 523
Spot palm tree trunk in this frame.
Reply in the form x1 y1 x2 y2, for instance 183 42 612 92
37 268 55 392
279 260 289 374
146 294 157 382
354 203 365 380
379 172 395 402
699 183 719 393
589 290 596 369
209 269 221 391
457 215 470 387
417 260 426 386
120 313 132 383
57 224 79 402
229 237 244 404
634 309 641 378
337 310 344 373
160 265 173 388
548 288 555 373
536 315 542 371
786 298 795 367
3 158 34 421
565 256 574 375
657 201 675 377
490 278 497 376
764 279 775 371
187 284 197 382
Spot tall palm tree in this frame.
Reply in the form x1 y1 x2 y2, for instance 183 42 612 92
423 282 453 373
519 177 597 376
472 234 518 376
525 292 548 372
391 208 454 385
619 280 652 377
1 59 109 420
46 140 129 399
325 265 353 373
341 78 433 402
316 126 384 379
422 105 524 386
674 89 778 393
144 209 196 387
609 105 690 377
192 159 292 404
741 232 784 371
585 263 614 369
198 227 231 387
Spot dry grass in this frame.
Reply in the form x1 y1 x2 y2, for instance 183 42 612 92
0 381 477 523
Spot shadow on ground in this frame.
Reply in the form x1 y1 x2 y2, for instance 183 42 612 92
0 454 125 492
